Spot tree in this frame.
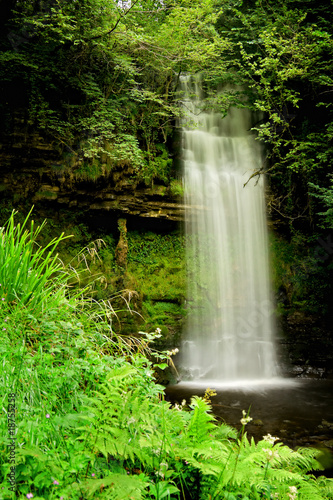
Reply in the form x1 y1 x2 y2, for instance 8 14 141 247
213 0 333 230
0 0 229 184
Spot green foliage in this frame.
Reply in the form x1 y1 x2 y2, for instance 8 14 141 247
309 178 333 228
142 144 173 186
0 0 230 185
0 209 72 315
1 0 332 235
0 214 332 499
233 1 333 228
127 231 186 302
169 179 184 198
269 231 333 315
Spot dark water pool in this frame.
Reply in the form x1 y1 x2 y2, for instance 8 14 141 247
166 379 333 473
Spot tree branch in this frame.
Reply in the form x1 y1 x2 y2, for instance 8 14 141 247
88 0 140 41
243 163 275 188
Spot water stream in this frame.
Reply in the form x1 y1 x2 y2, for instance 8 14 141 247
180 75 278 383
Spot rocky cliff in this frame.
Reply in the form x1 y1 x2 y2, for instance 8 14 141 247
0 112 184 222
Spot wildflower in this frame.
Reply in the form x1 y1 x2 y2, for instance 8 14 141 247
4 318 8 322
46 414 50 418
204 388 217 402
263 433 279 445
26 495 33 499
155 327 162 334
2 328 6 331
167 347 179 356
263 448 280 462
288 486 298 500
53 480 59 485
240 410 252 426
91 473 95 477
1 298 4 301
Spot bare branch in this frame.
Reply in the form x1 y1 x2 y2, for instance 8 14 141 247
88 0 140 41
243 162 276 188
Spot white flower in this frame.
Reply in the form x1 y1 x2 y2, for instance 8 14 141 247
287 486 298 500
167 348 180 356
240 410 252 425
155 328 162 334
263 448 280 462
174 401 186 411
263 433 279 445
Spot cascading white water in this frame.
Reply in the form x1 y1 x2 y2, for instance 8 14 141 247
180 75 279 383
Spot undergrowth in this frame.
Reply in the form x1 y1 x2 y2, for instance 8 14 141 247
0 211 332 499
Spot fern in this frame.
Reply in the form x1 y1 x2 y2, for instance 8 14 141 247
71 472 148 499
79 364 171 472
186 396 216 444
210 434 333 500
70 361 333 500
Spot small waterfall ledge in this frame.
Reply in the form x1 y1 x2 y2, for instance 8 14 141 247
179 75 280 385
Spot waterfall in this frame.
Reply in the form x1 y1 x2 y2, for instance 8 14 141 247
180 75 279 383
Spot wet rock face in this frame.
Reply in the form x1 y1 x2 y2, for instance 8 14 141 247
277 311 333 379
0 114 184 221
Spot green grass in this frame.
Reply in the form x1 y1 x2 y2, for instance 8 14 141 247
0 209 73 316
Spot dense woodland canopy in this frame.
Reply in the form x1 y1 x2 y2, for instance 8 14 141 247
0 0 332 217
0 0 333 317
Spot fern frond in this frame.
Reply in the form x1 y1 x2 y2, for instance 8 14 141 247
214 422 238 441
72 472 148 499
186 441 230 465
105 365 137 382
297 479 333 500
274 444 321 473
315 476 333 499
187 396 216 444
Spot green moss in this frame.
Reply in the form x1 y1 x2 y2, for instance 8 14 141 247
75 159 105 181
35 190 58 199
269 230 333 316
169 178 184 197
